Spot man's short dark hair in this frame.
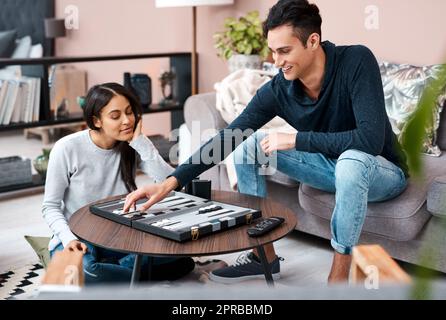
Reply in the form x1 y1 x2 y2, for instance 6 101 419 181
263 0 322 47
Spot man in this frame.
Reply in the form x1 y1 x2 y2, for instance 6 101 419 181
124 0 408 283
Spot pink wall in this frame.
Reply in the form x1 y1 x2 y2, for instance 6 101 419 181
56 0 193 136
314 0 446 65
196 0 446 92
55 0 446 133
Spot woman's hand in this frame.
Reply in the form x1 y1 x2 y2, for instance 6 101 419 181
129 119 143 143
64 240 88 254
260 132 297 154
123 176 179 212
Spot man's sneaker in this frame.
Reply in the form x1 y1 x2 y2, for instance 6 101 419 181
209 251 282 284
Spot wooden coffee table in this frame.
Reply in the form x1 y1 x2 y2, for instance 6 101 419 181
69 190 297 286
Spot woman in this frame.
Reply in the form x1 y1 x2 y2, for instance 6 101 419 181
42 82 194 284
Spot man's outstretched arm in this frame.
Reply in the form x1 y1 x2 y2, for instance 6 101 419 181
123 83 278 211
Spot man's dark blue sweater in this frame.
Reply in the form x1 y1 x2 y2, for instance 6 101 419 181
171 41 408 188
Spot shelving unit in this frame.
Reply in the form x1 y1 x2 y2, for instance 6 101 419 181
0 52 192 132
0 174 45 200
0 52 192 195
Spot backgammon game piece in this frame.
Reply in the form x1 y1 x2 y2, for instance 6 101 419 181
89 192 262 242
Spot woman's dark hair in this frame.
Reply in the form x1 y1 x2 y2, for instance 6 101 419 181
263 0 322 47
83 82 142 192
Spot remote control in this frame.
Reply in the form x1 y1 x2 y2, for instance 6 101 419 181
247 216 285 237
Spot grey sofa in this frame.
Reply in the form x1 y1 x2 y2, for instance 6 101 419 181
183 92 446 273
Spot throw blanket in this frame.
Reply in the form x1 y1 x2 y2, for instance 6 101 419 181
214 69 296 190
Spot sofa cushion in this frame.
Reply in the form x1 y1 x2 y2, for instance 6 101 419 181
298 153 446 241
24 235 51 269
266 170 299 188
380 62 446 157
184 93 227 134
427 175 446 218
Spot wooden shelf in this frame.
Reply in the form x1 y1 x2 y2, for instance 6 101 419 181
0 52 192 66
0 104 184 132
0 52 192 132
0 174 45 194
0 52 191 193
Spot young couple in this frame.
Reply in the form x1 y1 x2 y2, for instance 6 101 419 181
123 0 409 285
44 0 408 285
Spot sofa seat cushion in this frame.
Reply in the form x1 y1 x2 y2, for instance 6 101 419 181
427 175 446 218
266 170 300 188
298 154 446 241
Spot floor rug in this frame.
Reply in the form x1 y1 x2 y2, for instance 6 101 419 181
0 263 44 300
0 258 227 299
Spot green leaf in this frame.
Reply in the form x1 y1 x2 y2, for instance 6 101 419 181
244 44 253 55
224 17 236 25
260 46 270 58
247 26 255 38
236 42 246 53
397 61 446 300
223 48 232 60
233 31 243 41
234 22 247 31
246 11 259 22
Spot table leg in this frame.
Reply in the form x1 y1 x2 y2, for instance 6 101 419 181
146 256 153 281
256 245 274 287
130 254 143 287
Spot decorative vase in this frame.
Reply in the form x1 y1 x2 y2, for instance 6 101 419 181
228 54 263 73
33 148 51 179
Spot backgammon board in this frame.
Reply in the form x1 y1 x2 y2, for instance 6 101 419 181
89 192 262 242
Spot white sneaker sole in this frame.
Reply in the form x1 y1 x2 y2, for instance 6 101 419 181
209 272 280 284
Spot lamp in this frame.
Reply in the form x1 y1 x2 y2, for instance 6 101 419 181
155 0 234 95
44 19 69 118
44 18 66 39
44 18 66 57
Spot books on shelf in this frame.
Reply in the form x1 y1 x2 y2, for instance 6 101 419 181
0 76 41 125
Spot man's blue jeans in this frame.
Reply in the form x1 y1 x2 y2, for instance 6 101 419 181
50 241 178 284
233 131 408 255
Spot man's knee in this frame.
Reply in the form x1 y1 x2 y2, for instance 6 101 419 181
335 149 373 182
338 149 374 163
233 131 266 165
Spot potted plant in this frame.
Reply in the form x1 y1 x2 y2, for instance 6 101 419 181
213 11 269 73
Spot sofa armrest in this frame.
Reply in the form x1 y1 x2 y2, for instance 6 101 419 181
41 249 85 287
184 92 227 137
351 245 411 284
427 175 446 218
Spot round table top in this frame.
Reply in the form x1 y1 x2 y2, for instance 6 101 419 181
69 190 297 257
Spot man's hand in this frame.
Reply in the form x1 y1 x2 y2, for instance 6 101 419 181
123 176 179 213
129 119 143 143
260 132 297 154
65 240 88 254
